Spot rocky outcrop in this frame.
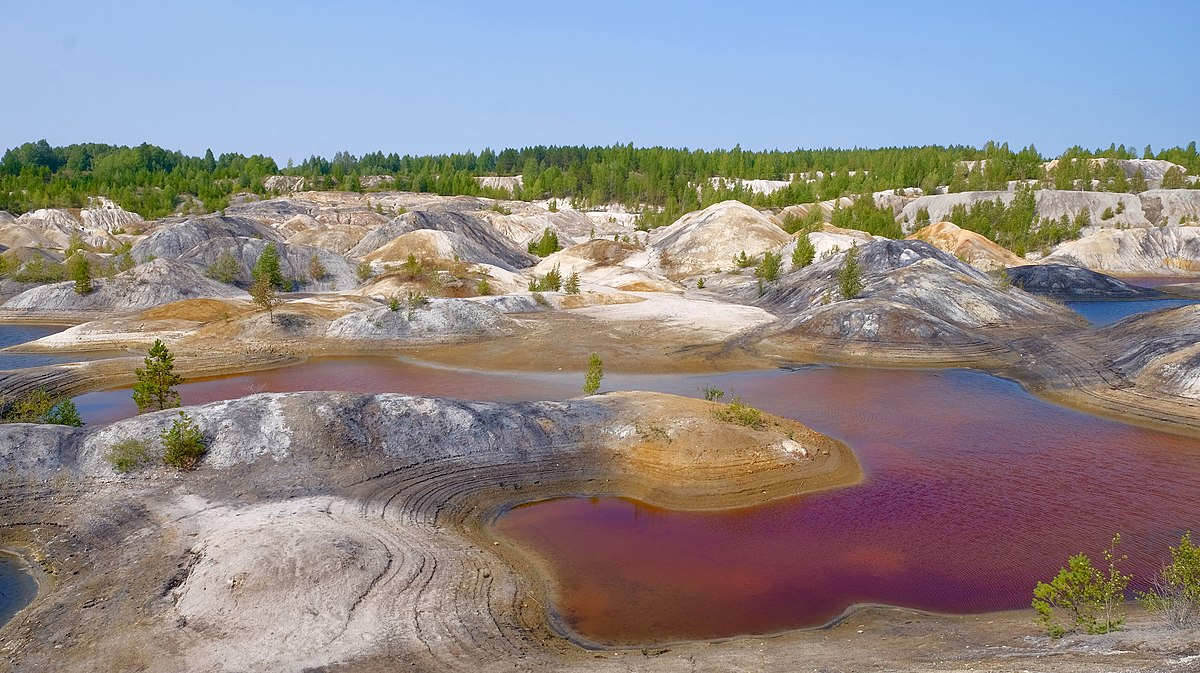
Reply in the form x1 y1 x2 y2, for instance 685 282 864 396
178 237 357 291
529 240 675 291
1139 189 1200 226
907 221 1025 271
363 229 520 270
757 240 1077 356
475 175 523 192
348 211 537 271
130 216 281 262
1044 226 1200 274
324 298 510 342
1 258 244 313
262 175 307 193
1097 304 1200 399
1006 264 1160 299
650 200 790 277
80 197 144 233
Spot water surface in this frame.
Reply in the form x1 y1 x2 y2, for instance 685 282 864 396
496 367 1200 645
1065 298 1197 326
0 551 40 628
0 324 96 370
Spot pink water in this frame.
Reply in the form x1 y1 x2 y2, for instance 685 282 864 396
496 367 1200 645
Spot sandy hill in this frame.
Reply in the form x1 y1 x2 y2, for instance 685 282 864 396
649 200 791 277
363 229 520 271
1100 304 1200 400
1044 226 1200 274
530 239 676 292
907 221 1024 271
348 211 536 271
276 214 370 254
2 258 244 313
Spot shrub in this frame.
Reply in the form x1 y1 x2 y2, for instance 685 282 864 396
1140 531 1200 628
531 291 550 307
713 396 764 429
161 411 207 470
792 234 815 269
106 438 154 474
308 253 327 281
527 228 560 257
356 261 374 283
207 250 240 284
732 250 754 268
1101 207 1115 220
1032 535 1129 639
564 271 581 294
475 278 492 296
1 389 58 423
755 250 782 282
582 352 603 395
696 277 706 289
837 246 864 300
42 399 83 427
388 295 401 312
401 253 422 279
528 264 563 292
699 385 725 402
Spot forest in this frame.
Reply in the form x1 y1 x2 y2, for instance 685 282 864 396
2 139 1197 230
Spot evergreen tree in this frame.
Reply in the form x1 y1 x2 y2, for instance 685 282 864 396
582 353 603 395
1130 169 1148 193
792 234 815 269
132 339 182 413
67 253 92 295
207 250 240 284
252 242 286 290
250 274 282 323
837 246 864 300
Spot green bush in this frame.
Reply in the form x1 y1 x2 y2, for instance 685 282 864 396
207 250 240 284
528 264 563 292
42 399 83 427
713 396 764 429
356 261 374 283
699 385 725 402
475 278 492 296
161 411 207 470
837 246 864 300
732 250 754 268
755 250 782 282
527 228 560 257
582 352 603 395
792 234 815 269
564 271 581 294
106 438 154 474
1032 535 1129 638
1140 531 1200 628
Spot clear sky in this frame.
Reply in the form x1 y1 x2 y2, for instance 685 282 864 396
4 0 1197 163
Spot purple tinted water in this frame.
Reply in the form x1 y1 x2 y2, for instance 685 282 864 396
496 367 1200 645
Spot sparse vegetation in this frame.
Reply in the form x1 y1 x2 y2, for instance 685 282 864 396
132 339 182 413
733 250 754 269
356 261 374 283
475 278 492 295
307 253 327 281
755 250 782 282
161 411 207 470
1139 532 1200 628
207 249 240 284
564 270 581 294
582 352 603 395
1032 535 1130 639
528 264 563 292
712 396 764 429
699 385 725 402
105 438 154 474
527 228 560 257
0 388 83 426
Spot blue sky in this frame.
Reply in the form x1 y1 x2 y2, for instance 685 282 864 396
4 1 1197 162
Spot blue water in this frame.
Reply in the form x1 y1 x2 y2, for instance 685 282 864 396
0 324 118 370
1065 299 1197 326
0 551 39 627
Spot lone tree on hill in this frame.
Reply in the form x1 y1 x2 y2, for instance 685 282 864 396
837 246 864 300
250 274 283 323
133 339 182 413
252 242 287 290
67 252 92 295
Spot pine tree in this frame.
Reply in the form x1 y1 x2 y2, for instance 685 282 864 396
837 246 864 300
252 242 286 290
132 339 182 413
67 253 92 295
792 234 815 269
250 274 282 323
582 353 603 395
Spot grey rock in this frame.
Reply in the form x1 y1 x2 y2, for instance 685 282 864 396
178 237 356 291
131 216 282 262
1006 264 1159 299
347 211 537 270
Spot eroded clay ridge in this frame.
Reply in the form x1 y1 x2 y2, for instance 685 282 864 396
0 390 858 672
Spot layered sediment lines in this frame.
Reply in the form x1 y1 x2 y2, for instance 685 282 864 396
0 391 859 672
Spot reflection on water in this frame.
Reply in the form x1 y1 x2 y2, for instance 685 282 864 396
1066 299 1197 326
0 324 88 370
497 367 1200 645
0 551 39 628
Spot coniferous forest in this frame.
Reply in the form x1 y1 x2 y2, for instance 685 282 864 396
2 139 1197 229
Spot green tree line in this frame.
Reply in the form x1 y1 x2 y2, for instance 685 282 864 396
3 140 1196 226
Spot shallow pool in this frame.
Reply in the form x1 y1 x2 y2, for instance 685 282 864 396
1065 298 1197 326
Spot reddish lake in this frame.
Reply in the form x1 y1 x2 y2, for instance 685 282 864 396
496 367 1200 645
70 357 1200 646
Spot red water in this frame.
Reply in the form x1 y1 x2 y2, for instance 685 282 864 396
495 367 1200 645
